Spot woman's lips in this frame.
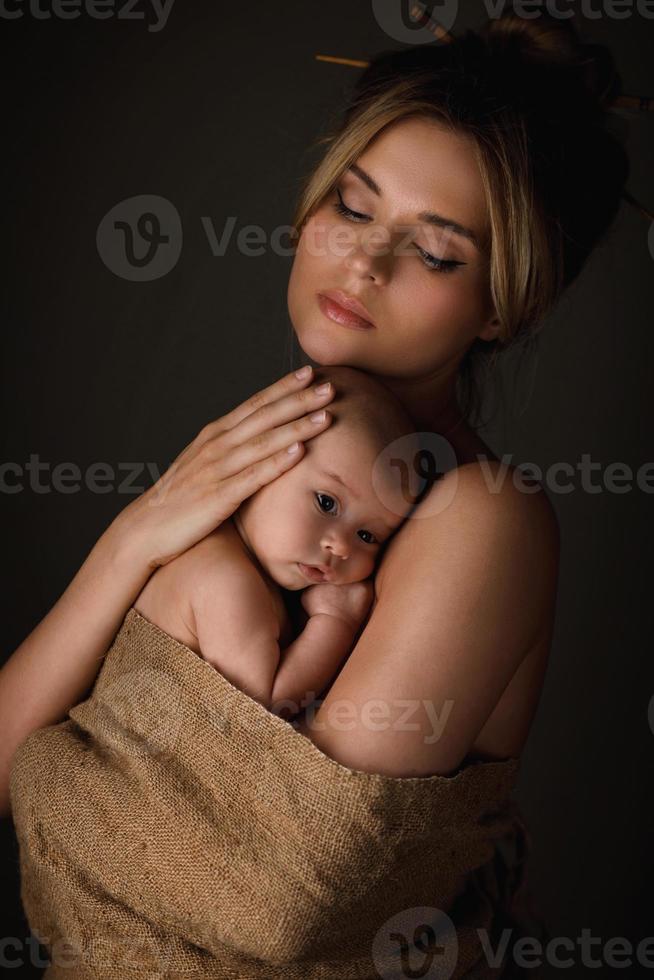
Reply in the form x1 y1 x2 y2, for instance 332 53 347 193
317 293 376 331
297 562 327 583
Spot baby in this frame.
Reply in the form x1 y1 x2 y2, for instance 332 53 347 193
133 366 418 717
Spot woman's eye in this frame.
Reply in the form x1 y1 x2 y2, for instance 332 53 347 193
358 529 378 545
332 188 370 223
415 244 465 274
333 188 465 274
315 492 338 515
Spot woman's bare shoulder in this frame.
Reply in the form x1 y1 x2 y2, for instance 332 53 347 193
378 456 559 596
441 422 558 536
451 456 559 536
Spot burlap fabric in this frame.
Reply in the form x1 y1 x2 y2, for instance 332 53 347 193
10 606 534 979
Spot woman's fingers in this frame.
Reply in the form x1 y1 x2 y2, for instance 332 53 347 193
196 370 335 458
178 365 337 521
215 406 333 482
222 380 334 451
120 369 336 568
209 365 326 437
219 441 312 512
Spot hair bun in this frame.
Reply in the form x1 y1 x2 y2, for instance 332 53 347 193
482 11 621 118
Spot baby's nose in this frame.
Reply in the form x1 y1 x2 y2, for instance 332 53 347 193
323 533 349 561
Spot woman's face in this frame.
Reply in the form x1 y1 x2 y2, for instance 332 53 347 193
287 115 499 381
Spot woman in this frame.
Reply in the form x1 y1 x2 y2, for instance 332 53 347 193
0 9 628 964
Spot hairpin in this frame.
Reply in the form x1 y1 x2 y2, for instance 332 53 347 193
314 6 652 223
406 2 455 43
611 95 653 112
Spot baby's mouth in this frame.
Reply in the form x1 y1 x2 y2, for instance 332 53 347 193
297 562 329 583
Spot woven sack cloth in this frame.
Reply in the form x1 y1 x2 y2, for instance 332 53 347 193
10 606 535 979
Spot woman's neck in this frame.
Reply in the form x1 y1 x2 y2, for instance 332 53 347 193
373 366 463 435
372 363 497 467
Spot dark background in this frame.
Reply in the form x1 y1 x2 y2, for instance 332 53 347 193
1 1 653 976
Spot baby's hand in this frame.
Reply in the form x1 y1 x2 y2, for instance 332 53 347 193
301 580 374 631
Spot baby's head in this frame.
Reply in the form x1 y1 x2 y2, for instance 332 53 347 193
234 366 418 590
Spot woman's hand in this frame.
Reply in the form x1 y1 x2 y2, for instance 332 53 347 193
301 581 374 632
113 366 335 569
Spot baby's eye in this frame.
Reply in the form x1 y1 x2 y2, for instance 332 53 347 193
315 492 338 515
358 529 378 545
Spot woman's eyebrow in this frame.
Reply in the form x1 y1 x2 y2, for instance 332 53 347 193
348 163 481 250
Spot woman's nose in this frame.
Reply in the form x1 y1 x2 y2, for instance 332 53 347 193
344 228 391 284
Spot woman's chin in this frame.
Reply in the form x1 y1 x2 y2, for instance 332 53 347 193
296 324 373 368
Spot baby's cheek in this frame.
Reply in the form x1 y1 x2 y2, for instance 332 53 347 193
343 564 368 586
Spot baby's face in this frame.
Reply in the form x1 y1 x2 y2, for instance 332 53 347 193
234 422 410 590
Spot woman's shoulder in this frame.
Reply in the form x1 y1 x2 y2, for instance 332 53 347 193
416 456 560 595
452 418 556 508
381 453 559 593
438 416 559 544
452 455 559 529
376 448 561 671
445 456 560 618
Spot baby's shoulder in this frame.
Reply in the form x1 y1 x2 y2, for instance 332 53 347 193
177 520 260 592
184 522 285 645
181 520 242 565
134 521 277 657
138 521 257 613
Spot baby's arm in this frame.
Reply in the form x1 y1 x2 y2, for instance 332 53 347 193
191 561 282 707
270 582 374 713
270 615 356 714
190 557 373 713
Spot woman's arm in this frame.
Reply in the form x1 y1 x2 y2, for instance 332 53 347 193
299 461 560 778
0 367 337 819
0 519 154 818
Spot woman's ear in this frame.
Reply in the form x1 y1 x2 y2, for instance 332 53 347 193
476 312 500 343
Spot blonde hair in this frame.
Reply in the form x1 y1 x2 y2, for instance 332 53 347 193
288 11 628 425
